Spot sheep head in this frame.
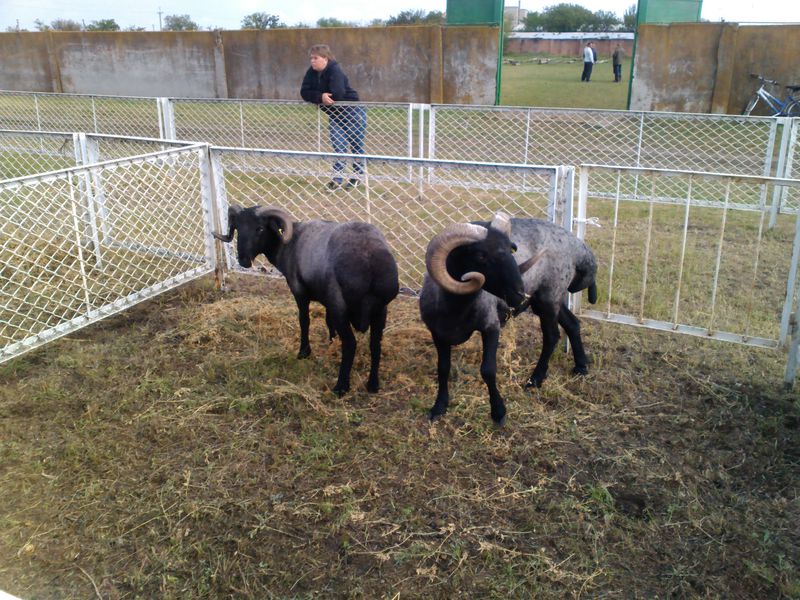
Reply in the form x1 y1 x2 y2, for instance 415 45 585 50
425 212 529 309
213 205 295 268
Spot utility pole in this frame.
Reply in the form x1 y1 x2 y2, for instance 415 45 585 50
158 7 163 31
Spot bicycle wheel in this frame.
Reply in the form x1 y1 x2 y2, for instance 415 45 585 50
784 100 800 117
742 95 759 116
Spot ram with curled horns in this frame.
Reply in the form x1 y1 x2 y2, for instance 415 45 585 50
214 205 399 395
420 212 597 425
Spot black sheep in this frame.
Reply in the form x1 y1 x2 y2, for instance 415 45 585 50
214 205 399 395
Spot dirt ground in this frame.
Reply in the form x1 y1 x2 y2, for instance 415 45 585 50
1 274 798 599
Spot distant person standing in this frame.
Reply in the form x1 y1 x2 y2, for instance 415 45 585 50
300 44 366 191
612 44 624 82
581 41 596 82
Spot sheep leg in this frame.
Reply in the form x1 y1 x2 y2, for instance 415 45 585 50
325 309 337 341
558 303 589 375
366 305 387 393
429 336 452 421
295 295 312 359
481 329 507 426
333 320 356 396
526 307 560 388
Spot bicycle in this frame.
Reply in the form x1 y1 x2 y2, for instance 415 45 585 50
742 74 800 116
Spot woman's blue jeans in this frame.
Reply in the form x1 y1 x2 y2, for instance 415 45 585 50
327 105 366 178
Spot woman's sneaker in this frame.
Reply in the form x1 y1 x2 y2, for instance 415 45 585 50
326 178 343 191
343 178 359 191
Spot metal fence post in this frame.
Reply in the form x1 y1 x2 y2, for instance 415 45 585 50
73 133 103 268
86 135 110 239
784 271 800 388
157 98 177 140
573 167 590 313
779 200 800 346
207 147 231 288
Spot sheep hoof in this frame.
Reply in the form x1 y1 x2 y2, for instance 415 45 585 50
333 385 349 397
492 414 507 428
366 381 379 394
297 347 311 359
572 365 589 376
428 409 446 422
524 376 545 389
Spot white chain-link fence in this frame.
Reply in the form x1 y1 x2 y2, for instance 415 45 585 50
1 139 216 363
170 99 420 158
575 164 800 385
1 130 571 365
2 91 796 208
0 91 162 138
209 148 572 292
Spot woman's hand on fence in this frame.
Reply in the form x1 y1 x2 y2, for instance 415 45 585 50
321 93 335 106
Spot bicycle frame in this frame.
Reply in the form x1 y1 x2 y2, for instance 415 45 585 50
743 75 800 117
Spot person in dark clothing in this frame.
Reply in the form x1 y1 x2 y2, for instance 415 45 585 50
612 44 624 82
300 44 366 191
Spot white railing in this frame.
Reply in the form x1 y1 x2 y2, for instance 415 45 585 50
0 139 216 363
2 126 799 385
208 147 572 291
575 164 800 386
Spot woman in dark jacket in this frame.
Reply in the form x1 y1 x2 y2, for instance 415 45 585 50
300 44 367 191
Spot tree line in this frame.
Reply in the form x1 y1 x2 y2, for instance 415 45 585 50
6 5 637 33
6 9 446 32
522 3 638 32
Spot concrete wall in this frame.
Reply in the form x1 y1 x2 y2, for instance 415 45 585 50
631 23 800 114
0 27 499 105
506 38 633 58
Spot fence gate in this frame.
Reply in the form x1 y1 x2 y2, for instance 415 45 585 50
575 164 800 386
0 142 216 364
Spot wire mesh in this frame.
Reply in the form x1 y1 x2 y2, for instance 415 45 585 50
210 149 567 292
577 166 800 348
0 91 161 138
0 131 77 179
171 99 415 157
430 106 782 177
1 144 213 363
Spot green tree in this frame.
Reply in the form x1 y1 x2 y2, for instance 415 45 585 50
86 19 120 31
163 14 198 31
38 18 82 31
241 13 285 29
623 4 637 30
387 9 445 25
316 17 356 27
545 4 595 31
526 3 623 32
589 10 621 31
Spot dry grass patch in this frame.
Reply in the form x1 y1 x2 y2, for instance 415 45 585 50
1 274 798 599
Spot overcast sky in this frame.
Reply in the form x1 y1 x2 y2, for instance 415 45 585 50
1 0 798 32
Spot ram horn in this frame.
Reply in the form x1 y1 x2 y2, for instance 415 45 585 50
518 248 547 274
254 206 296 243
425 223 488 295
490 211 512 236
212 205 243 242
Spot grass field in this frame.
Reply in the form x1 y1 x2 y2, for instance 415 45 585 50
500 54 632 110
0 275 797 599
